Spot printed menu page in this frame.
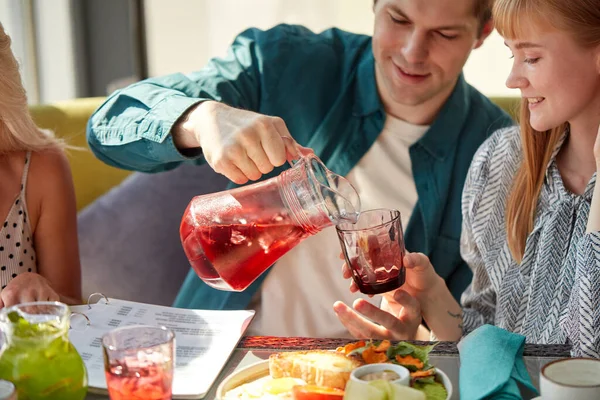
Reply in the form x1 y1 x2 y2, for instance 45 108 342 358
69 298 255 399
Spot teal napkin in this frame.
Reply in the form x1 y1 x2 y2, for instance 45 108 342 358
458 325 539 400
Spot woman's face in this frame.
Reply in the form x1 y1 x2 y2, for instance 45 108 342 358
504 23 600 132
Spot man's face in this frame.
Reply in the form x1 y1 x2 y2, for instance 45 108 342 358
372 0 486 109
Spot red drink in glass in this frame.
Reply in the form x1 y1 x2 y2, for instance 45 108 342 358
337 209 406 295
349 258 405 295
105 362 172 400
102 326 175 400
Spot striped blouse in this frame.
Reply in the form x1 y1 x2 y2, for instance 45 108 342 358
460 126 599 357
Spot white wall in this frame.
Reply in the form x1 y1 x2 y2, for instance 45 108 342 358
144 0 518 97
1 0 40 103
32 0 79 103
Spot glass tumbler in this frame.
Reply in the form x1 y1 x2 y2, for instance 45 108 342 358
337 208 405 295
102 325 175 400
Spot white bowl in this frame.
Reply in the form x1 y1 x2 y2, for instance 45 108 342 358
350 363 411 386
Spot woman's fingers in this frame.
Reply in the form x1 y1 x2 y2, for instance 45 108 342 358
333 301 384 339
393 290 421 322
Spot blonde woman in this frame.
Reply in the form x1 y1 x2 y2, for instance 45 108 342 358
336 0 600 357
0 23 81 307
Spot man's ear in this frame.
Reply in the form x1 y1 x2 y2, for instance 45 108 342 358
474 20 494 50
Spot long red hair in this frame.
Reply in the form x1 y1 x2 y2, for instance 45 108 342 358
493 0 600 261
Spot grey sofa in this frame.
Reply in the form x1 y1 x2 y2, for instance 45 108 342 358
77 163 228 306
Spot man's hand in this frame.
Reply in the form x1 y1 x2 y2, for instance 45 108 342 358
333 289 422 340
173 101 301 184
0 272 60 308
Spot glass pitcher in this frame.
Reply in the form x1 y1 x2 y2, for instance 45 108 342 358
0 302 88 400
180 151 361 291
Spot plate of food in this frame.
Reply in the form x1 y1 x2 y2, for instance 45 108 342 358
216 340 452 400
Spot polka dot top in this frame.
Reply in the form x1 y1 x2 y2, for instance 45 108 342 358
0 152 36 291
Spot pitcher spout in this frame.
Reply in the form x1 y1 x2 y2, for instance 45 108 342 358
305 156 361 225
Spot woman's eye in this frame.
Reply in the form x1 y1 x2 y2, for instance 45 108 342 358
524 57 540 64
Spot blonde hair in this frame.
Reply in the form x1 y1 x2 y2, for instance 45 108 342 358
0 22 63 154
494 0 600 262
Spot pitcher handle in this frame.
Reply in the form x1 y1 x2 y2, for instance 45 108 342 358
282 136 314 167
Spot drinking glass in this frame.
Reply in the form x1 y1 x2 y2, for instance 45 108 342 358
102 325 175 400
337 208 405 295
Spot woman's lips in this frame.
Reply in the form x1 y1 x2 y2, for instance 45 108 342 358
527 97 545 110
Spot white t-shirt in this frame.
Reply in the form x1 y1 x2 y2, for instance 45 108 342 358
246 115 429 337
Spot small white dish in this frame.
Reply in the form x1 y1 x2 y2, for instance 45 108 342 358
350 363 411 386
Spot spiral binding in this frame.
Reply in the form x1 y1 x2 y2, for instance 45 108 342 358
69 292 110 330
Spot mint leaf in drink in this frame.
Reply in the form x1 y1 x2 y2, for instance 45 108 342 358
7 311 22 323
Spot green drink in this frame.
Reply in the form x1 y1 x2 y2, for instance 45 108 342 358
0 302 88 400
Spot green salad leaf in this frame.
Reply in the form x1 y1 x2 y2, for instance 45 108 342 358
413 381 447 400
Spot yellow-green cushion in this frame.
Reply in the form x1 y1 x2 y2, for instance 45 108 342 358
492 96 520 120
29 97 132 211
28 96 520 212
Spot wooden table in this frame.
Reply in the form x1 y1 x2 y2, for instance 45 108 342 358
87 336 572 400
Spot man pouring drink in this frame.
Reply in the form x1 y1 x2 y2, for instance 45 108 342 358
87 0 511 338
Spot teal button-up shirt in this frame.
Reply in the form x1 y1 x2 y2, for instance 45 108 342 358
87 24 513 311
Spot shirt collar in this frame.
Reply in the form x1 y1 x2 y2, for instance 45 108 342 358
353 45 471 160
415 74 470 161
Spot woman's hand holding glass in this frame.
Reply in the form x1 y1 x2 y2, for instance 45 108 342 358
334 251 445 340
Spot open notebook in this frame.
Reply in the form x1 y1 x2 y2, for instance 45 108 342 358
69 296 255 399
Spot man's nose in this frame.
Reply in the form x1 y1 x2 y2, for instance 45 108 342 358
402 31 428 64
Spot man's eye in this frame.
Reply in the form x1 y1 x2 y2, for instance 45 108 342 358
390 15 409 25
437 32 458 40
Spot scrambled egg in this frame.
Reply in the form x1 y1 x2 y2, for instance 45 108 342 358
224 376 307 399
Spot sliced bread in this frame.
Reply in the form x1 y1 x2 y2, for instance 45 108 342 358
269 350 363 390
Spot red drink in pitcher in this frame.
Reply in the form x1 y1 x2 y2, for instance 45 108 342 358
180 208 313 291
180 152 361 292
